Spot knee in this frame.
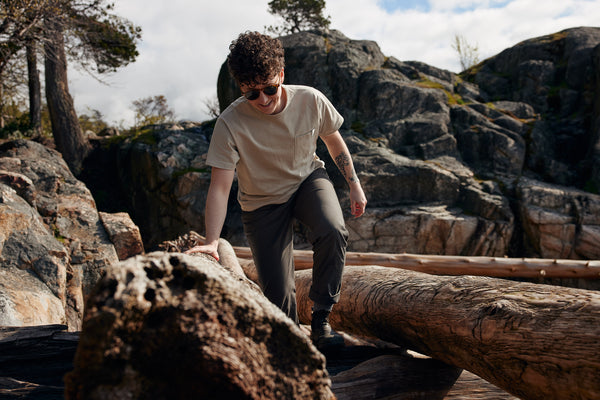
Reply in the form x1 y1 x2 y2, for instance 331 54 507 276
316 220 348 247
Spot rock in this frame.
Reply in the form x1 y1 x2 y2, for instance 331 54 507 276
589 42 600 195
208 30 519 256
0 182 69 301
0 182 69 326
517 177 600 259
106 122 229 250
64 252 334 399
98 127 119 137
464 27 600 188
99 211 144 260
0 140 119 295
0 139 122 330
81 28 600 262
0 265 66 327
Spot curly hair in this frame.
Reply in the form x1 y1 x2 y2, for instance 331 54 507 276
227 31 285 86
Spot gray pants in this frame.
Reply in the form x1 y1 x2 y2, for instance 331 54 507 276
241 168 349 323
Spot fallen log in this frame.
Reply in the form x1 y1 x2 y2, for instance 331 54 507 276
177 233 600 279
0 325 78 399
233 246 600 278
331 354 462 400
330 352 518 400
295 266 600 400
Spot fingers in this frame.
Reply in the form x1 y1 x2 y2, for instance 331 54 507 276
184 246 220 261
352 201 366 217
183 246 202 255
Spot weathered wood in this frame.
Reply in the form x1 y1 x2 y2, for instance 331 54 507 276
446 371 519 399
331 354 462 399
0 325 78 399
233 246 600 278
296 266 600 400
329 348 517 400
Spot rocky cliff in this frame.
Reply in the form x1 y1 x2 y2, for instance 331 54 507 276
96 27 600 260
0 140 143 331
1 26 600 398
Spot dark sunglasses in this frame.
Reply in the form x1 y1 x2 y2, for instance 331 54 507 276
243 84 280 101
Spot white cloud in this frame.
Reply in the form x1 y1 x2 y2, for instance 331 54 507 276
67 0 600 128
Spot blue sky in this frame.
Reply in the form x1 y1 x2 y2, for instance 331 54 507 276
379 0 432 12
378 0 514 13
68 0 600 128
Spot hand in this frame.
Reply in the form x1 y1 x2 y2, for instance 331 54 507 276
349 183 367 218
184 242 220 261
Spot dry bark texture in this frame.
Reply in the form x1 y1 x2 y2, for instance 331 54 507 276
296 266 600 400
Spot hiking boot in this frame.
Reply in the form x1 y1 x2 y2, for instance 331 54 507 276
310 310 345 351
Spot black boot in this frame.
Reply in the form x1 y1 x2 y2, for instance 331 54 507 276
310 310 344 351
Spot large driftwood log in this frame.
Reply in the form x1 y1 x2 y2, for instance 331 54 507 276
0 325 78 399
233 246 600 278
296 266 600 400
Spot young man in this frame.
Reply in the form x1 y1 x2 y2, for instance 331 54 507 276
186 31 367 350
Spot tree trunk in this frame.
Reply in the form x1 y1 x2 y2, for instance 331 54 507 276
295 266 600 400
26 40 42 136
232 246 600 278
44 19 90 175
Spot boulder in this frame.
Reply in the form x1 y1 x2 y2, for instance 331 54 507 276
0 140 143 330
64 252 333 399
517 177 600 259
0 181 68 326
99 211 144 260
0 140 119 295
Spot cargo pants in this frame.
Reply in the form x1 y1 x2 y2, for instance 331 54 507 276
241 168 349 323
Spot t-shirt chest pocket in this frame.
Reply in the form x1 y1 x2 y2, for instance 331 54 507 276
294 128 317 163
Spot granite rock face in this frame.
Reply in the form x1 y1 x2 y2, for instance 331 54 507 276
88 28 600 260
0 140 143 330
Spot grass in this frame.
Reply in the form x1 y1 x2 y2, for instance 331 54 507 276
416 78 465 106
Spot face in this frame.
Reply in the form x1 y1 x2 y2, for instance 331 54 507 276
239 69 286 115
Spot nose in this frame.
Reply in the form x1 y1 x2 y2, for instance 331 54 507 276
258 90 270 103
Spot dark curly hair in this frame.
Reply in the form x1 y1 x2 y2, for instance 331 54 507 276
227 31 285 86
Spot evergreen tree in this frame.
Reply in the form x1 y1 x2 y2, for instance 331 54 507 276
266 0 331 35
0 0 141 174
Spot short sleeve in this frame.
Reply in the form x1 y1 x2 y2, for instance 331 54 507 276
206 117 239 170
316 90 344 138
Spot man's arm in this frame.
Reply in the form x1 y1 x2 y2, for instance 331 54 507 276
321 131 367 217
184 167 235 259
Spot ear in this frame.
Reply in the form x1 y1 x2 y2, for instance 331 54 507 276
280 68 285 83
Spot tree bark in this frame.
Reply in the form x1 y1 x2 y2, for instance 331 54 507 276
26 40 42 136
295 266 600 400
44 19 90 175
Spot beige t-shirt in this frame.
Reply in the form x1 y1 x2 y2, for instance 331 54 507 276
207 85 344 212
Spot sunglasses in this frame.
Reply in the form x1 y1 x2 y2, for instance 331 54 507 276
243 83 280 101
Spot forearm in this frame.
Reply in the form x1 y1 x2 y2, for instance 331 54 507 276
322 131 367 217
324 132 359 186
203 189 228 245
333 149 360 187
203 168 235 245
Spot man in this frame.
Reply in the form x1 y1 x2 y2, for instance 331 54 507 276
186 31 367 350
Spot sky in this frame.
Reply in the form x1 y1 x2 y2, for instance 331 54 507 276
67 0 600 128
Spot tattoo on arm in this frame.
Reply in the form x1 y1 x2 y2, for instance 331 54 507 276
334 152 359 183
